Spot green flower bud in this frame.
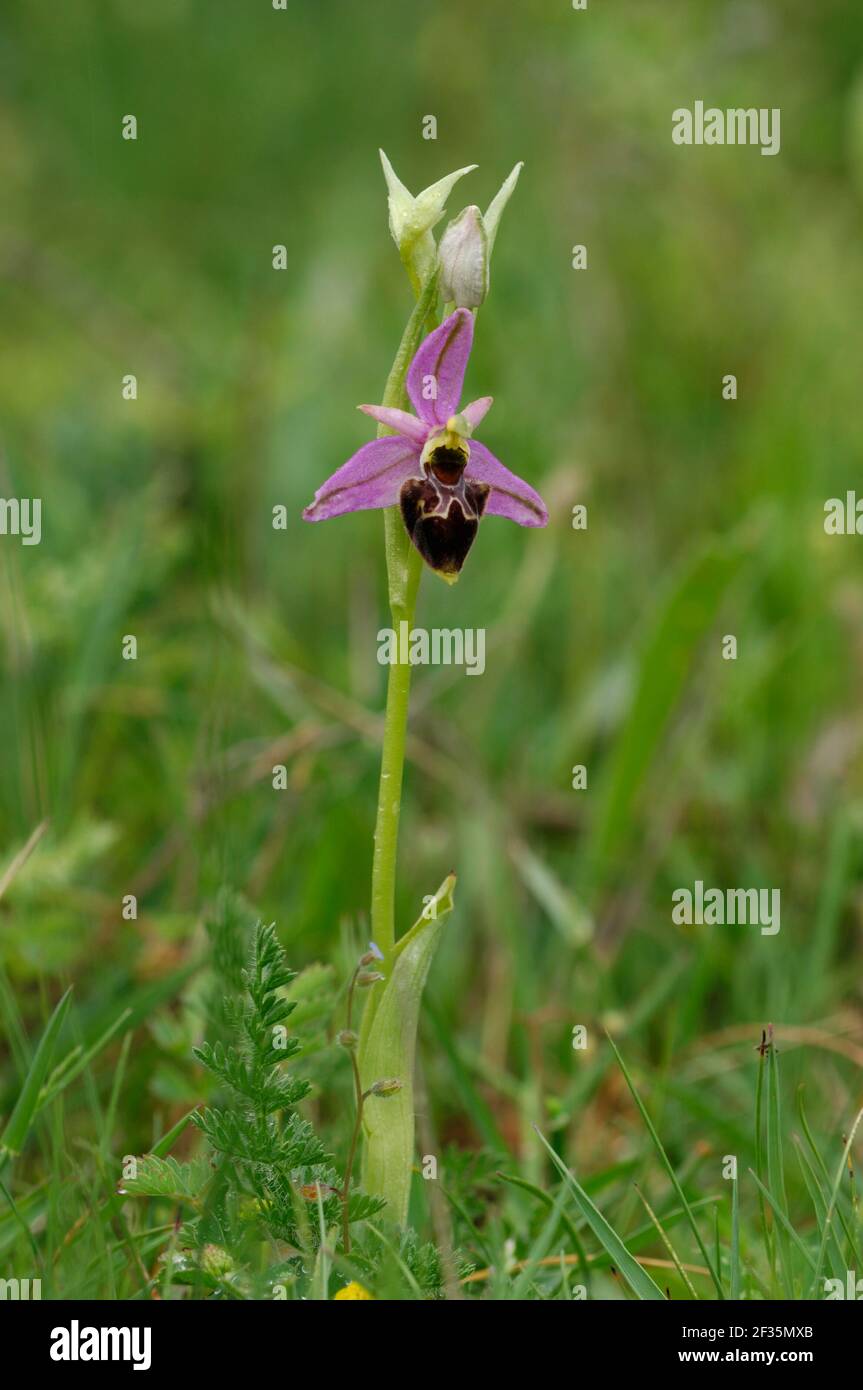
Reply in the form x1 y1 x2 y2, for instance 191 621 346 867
367 1077 403 1098
337 1029 358 1049
201 1243 234 1277
357 970 385 988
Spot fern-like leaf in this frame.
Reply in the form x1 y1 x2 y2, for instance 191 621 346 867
119 1154 213 1204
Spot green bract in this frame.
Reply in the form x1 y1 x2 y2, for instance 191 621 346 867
438 162 524 310
358 874 456 1225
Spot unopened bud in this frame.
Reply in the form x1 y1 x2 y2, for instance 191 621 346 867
357 970 385 988
201 1243 234 1277
337 1029 358 1049
368 1077 402 1098
438 205 489 309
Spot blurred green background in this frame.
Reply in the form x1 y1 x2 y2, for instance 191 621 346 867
2 0 863 1295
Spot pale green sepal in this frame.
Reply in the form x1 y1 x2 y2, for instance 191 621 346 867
379 150 477 293
410 167 478 242
358 874 456 1225
378 149 414 243
484 160 524 258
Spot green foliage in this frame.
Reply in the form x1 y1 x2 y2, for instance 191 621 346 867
192 923 327 1261
193 1042 309 1113
204 888 254 1008
120 1154 213 1204
120 914 388 1293
348 1222 475 1301
0 987 72 1164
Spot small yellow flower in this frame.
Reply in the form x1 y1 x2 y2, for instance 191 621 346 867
333 1281 374 1301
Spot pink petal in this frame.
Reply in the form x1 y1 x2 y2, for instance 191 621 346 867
407 308 474 427
466 440 548 528
462 395 493 431
357 404 428 446
303 436 421 522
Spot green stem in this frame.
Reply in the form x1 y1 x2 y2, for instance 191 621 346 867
340 962 363 1255
369 541 421 967
341 1050 364 1255
357 272 443 1225
369 273 438 971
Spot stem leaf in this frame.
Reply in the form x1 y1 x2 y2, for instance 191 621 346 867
359 874 456 1225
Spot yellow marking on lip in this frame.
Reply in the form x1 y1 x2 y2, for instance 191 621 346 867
420 428 470 475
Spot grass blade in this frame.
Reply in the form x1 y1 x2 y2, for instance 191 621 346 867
730 1167 741 1299
606 1032 723 1296
40 1008 132 1108
634 1182 698 1299
797 1086 858 1269
510 1182 572 1300
754 1036 772 1273
794 1139 845 1281
809 1106 863 1296
766 1040 794 1296
497 1170 591 1295
0 987 72 1165
533 1126 665 1300
748 1168 815 1274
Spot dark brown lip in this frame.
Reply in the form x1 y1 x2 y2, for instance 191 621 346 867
399 477 490 576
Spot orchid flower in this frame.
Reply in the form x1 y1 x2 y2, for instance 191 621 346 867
302 308 548 581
